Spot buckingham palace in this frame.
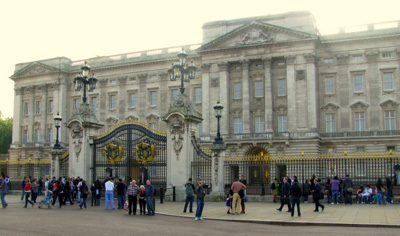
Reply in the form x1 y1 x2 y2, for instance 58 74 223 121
6 11 400 185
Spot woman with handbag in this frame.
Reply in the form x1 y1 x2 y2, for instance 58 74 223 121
79 180 89 209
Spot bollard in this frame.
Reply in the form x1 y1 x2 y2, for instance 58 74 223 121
173 186 176 202
160 187 164 204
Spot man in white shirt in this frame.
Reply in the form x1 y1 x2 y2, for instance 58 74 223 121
105 177 115 210
362 185 373 204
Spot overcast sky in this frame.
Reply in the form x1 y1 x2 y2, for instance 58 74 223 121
1 0 399 118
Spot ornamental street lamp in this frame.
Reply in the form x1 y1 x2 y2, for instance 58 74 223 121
213 100 224 145
73 61 98 103
53 113 62 149
167 48 197 95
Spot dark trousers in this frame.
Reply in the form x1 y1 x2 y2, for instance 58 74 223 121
58 194 64 207
52 193 58 205
64 194 73 204
24 192 34 207
128 195 138 214
314 197 324 211
91 193 96 206
183 195 194 212
32 192 38 202
344 191 352 204
139 198 146 214
291 198 301 216
278 197 291 211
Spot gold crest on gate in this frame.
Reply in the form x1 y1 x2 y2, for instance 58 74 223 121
136 140 156 165
105 140 123 165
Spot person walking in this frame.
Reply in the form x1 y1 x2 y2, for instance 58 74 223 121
230 179 246 215
23 179 34 208
183 178 195 213
105 177 115 210
79 180 89 209
126 180 140 215
21 177 27 201
195 181 206 221
145 180 155 215
271 178 279 203
31 179 39 203
138 185 146 215
343 174 353 205
302 179 310 203
116 179 126 209
64 180 74 205
312 179 325 212
331 176 340 204
0 175 8 208
277 177 291 212
290 179 302 217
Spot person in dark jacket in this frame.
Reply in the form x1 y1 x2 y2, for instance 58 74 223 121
386 178 393 204
116 179 126 209
312 179 325 212
95 180 102 206
325 179 332 203
79 180 89 209
145 180 155 215
195 181 206 221
277 177 291 212
343 174 353 205
90 183 97 206
290 179 302 217
64 180 74 205
302 179 310 203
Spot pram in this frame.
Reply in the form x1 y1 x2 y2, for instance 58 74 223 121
38 191 53 209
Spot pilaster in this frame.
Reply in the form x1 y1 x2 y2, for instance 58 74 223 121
201 64 211 136
218 62 229 136
304 54 318 131
285 55 296 132
241 60 251 133
263 57 273 132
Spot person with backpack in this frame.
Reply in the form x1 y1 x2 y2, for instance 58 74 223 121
183 178 195 213
290 179 302 217
271 178 279 203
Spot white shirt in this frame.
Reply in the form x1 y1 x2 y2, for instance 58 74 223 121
105 181 114 191
362 188 372 196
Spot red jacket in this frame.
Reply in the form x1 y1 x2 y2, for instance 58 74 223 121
24 182 31 192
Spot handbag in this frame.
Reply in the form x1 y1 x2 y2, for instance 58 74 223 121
347 188 353 193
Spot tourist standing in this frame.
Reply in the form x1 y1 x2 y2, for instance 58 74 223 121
302 179 310 203
271 178 279 203
23 179 34 208
331 176 340 204
376 178 386 205
105 177 115 210
31 179 39 203
38 177 43 195
277 177 291 212
21 177 27 201
195 181 206 221
116 179 125 209
138 185 146 215
126 180 140 215
290 179 301 217
90 182 97 206
79 180 89 209
386 178 393 204
312 179 324 212
183 178 195 213
64 180 74 205
56 179 65 208
325 179 332 203
343 174 353 205
0 175 8 208
95 180 102 206
145 180 155 215
230 179 246 215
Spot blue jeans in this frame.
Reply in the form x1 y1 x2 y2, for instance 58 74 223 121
146 197 155 215
377 190 386 205
117 194 124 209
326 192 331 203
362 195 372 203
79 198 87 208
332 190 339 204
304 195 308 202
105 191 114 210
96 199 100 206
21 189 25 201
0 193 7 208
195 199 204 218
183 195 194 212
77 191 81 202
386 191 393 203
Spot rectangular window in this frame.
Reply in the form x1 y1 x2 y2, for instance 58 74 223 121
255 81 263 97
233 118 243 134
385 111 396 130
128 94 135 108
91 97 97 111
109 79 117 84
354 112 365 131
382 52 393 58
150 91 157 106
324 58 334 63
277 80 287 96
383 72 394 90
149 123 157 129
47 128 52 143
387 146 396 152
23 130 28 143
24 102 29 116
194 88 202 103
325 77 335 94
326 114 336 133
278 115 288 132
356 147 365 152
109 95 116 109
352 55 363 61
233 83 242 99
73 99 79 109
197 123 202 137
353 75 363 92
35 129 40 143
171 89 178 100
255 117 264 133
48 100 53 114
36 101 41 114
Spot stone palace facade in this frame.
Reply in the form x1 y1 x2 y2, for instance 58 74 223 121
8 11 400 167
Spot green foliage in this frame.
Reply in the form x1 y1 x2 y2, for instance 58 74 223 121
0 112 12 154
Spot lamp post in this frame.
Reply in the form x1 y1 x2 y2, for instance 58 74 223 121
167 48 197 95
53 113 62 149
73 61 98 103
213 100 224 145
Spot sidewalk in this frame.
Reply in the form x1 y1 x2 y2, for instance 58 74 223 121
155 201 400 227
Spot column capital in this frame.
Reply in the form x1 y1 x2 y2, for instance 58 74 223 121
304 53 316 64
201 63 211 73
14 86 23 95
240 60 250 69
217 62 229 72
138 74 148 83
117 76 127 85
158 72 169 80
285 55 296 65
336 54 349 65
98 79 108 87
263 57 272 65
366 51 379 62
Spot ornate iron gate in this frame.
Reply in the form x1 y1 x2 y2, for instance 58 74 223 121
191 135 212 189
93 120 167 188
59 150 69 178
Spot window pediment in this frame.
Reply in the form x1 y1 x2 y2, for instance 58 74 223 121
350 101 369 110
321 103 340 111
380 99 399 109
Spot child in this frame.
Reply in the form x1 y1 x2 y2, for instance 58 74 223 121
226 193 232 214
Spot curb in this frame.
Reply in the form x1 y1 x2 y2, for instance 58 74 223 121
155 211 400 228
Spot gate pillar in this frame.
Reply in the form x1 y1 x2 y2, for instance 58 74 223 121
163 94 202 201
66 103 103 182
51 149 63 178
210 147 225 201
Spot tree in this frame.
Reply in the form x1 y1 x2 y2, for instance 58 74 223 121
0 111 12 154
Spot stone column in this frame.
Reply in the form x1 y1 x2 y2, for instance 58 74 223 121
366 51 380 131
117 76 127 120
263 57 273 132
218 63 229 136
201 64 211 137
210 147 225 201
59 77 68 144
42 84 49 143
305 54 318 132
13 87 23 144
242 60 251 133
29 86 35 142
286 55 297 132
51 149 63 178
337 54 350 131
